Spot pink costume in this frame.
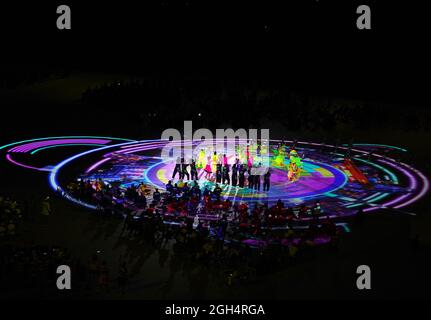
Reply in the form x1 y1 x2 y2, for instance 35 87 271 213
204 157 212 173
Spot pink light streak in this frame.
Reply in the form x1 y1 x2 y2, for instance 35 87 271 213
9 139 111 153
6 154 50 171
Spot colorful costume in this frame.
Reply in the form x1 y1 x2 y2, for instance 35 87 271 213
247 156 253 169
197 149 206 169
236 145 242 162
287 150 303 182
212 153 218 173
272 145 286 168
204 157 212 173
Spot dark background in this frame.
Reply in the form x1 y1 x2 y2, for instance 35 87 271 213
1 0 430 140
1 0 429 98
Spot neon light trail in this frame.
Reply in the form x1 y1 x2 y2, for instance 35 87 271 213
0 136 428 220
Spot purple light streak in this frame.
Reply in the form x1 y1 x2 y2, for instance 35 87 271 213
86 157 112 173
6 154 50 171
9 139 111 153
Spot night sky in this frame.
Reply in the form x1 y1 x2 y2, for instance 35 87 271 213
0 1 428 104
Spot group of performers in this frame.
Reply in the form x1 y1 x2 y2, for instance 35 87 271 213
170 142 303 191
172 154 271 191
272 141 303 182
171 142 272 190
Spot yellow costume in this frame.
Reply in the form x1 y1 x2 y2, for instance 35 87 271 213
197 149 206 169
212 153 217 173
287 150 302 182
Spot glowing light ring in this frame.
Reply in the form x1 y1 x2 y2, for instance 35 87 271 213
6 154 51 172
0 135 134 151
144 158 349 202
75 139 428 215
30 144 108 155
1 136 136 172
9 139 112 153
49 141 141 209
69 139 428 213
342 143 408 152
1 136 428 216
378 159 429 209
86 157 112 173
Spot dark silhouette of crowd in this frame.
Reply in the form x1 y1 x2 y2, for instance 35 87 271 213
63 175 340 287
0 245 73 296
1 65 70 90
0 245 130 297
0 194 24 239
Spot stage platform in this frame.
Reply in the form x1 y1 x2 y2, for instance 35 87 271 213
0 136 428 220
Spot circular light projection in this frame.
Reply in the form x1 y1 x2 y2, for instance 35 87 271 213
0 136 428 219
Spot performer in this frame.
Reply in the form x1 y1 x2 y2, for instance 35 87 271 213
190 159 198 180
231 160 238 186
181 158 190 180
216 163 222 183
273 144 285 168
288 162 300 181
247 168 254 189
236 144 242 163
287 150 303 182
204 156 212 179
172 156 182 179
222 164 230 185
238 164 245 187
197 149 206 169
247 155 253 170
244 168 250 188
212 152 218 174
223 154 228 166
254 171 261 191
263 168 271 191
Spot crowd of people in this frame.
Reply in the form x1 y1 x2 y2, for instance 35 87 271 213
0 245 73 295
65 171 337 260
64 178 340 288
1 178 340 296
67 173 327 228
0 245 130 297
118 211 338 287
0 194 23 239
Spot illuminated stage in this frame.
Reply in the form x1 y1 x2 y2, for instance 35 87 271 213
0 136 428 220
